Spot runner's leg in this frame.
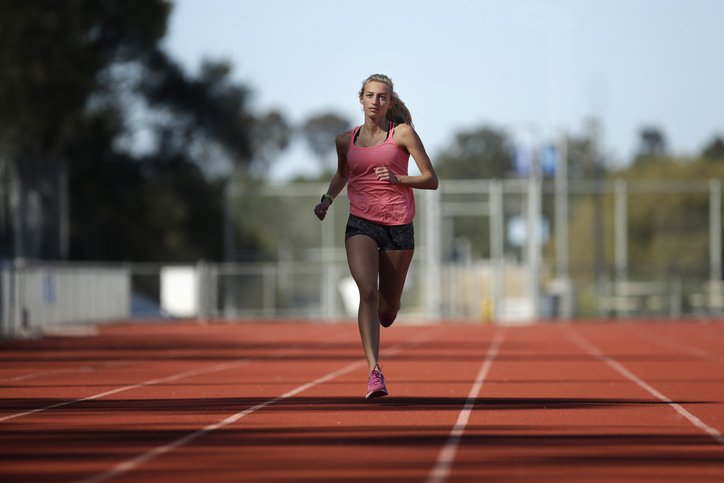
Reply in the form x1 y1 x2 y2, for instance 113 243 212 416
378 249 414 327
346 235 381 371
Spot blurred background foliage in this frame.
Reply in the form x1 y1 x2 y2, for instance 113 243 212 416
0 0 722 266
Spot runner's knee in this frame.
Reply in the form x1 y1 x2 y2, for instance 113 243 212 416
358 285 379 306
379 304 399 328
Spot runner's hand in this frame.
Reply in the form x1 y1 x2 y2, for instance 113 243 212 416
314 200 331 220
375 167 399 184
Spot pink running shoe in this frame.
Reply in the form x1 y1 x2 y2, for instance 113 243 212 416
366 366 388 399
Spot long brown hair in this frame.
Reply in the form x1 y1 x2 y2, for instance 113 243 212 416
358 74 413 127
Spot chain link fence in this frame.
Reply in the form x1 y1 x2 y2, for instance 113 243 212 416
1 179 722 338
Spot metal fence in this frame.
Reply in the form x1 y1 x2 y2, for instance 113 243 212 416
0 260 131 338
1 178 722 338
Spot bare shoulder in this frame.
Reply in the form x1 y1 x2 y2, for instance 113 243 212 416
393 123 420 146
336 130 353 149
394 122 414 134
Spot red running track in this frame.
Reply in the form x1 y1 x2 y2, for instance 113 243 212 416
1 320 724 482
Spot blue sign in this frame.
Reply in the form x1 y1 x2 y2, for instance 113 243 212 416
513 146 531 177
541 144 557 177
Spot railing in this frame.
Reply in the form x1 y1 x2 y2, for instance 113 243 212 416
2 177 722 338
0 260 131 338
2 258 723 339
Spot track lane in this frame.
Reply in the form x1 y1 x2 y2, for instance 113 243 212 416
630 321 724 363
70 324 501 483
568 323 724 446
2 321 724 482
442 324 724 482
1 322 359 482
428 328 506 483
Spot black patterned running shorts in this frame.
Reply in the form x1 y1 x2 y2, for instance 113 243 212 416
345 214 415 251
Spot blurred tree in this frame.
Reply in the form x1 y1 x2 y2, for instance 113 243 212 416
702 135 724 161
564 135 595 179
249 110 292 178
139 54 252 170
634 126 668 163
564 154 724 315
431 126 513 259
0 1 169 152
618 157 724 277
301 113 350 172
563 119 606 181
435 126 513 179
69 50 268 262
0 0 170 259
66 111 227 261
0 0 287 262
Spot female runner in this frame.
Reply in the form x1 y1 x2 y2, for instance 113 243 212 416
314 74 438 398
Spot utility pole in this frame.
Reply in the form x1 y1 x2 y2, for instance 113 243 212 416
588 118 606 314
554 131 572 319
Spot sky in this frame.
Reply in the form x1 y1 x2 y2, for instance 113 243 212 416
163 0 724 181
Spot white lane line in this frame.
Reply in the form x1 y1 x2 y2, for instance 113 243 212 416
630 325 724 364
74 326 440 483
0 345 266 385
0 349 235 385
0 361 132 384
564 326 724 446
75 359 367 483
427 329 505 483
0 339 324 424
0 359 255 423
1 366 96 383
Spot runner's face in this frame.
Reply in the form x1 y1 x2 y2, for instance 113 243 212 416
360 81 393 119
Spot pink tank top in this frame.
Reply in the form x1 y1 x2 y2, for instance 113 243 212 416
346 123 415 225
